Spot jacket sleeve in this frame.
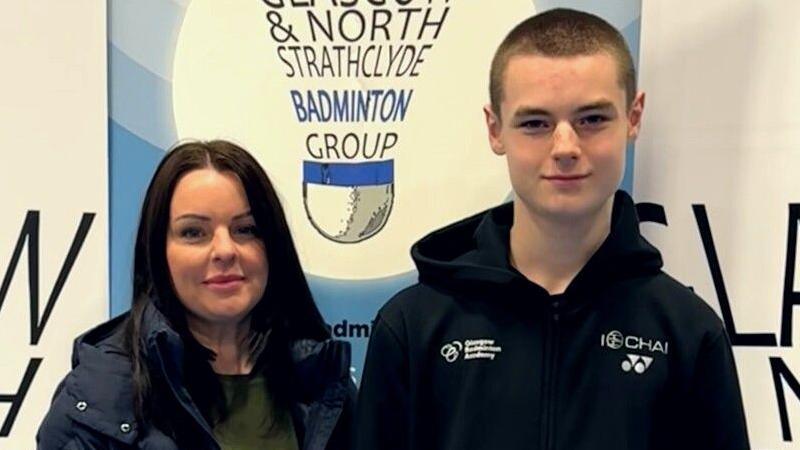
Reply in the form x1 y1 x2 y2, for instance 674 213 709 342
37 379 111 450
686 329 750 450
353 312 410 450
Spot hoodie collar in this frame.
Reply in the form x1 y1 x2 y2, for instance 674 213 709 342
412 190 663 304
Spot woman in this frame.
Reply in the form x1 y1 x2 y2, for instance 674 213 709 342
38 140 354 449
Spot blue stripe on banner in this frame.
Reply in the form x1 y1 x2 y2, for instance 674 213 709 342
109 0 186 81
109 119 164 317
109 43 176 149
303 160 394 186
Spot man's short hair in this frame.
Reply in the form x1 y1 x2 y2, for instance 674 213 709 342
489 8 636 118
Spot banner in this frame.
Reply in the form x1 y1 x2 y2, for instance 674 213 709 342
4 0 793 447
0 1 108 446
108 0 641 381
636 0 800 447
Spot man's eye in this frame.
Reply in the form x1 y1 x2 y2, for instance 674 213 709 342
519 119 550 131
578 115 609 127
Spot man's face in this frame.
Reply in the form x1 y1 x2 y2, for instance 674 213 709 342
485 52 644 223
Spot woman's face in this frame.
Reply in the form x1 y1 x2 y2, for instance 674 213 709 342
166 168 268 328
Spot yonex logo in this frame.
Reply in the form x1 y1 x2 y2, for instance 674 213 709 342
621 354 653 374
440 339 502 363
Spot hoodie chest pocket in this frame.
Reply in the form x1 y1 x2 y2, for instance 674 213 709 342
426 337 545 426
561 343 669 419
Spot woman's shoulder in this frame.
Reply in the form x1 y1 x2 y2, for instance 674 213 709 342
37 314 139 449
290 337 354 398
291 338 351 378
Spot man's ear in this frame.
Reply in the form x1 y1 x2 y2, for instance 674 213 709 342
627 91 645 140
484 104 505 155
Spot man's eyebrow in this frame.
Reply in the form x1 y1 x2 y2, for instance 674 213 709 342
575 100 616 114
512 107 551 119
510 101 617 120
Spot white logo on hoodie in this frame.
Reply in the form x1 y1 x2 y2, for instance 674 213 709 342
441 339 502 363
601 330 669 355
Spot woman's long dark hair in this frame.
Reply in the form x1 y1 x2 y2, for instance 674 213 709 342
124 140 330 439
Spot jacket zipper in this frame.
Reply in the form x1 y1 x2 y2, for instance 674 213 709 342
543 300 561 450
153 345 221 450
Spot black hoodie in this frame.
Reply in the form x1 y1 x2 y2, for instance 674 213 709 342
354 191 749 450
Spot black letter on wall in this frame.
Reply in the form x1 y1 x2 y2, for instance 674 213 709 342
0 358 42 437
0 211 95 345
781 204 800 347
770 357 800 442
693 205 777 346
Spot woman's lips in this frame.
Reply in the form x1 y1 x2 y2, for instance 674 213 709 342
203 275 245 292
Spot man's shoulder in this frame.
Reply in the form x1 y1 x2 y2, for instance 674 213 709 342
371 281 462 342
618 270 728 342
648 271 721 318
379 281 456 319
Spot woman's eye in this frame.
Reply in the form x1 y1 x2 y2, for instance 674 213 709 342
235 225 260 237
179 227 204 240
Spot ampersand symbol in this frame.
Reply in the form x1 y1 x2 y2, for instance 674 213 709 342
266 11 298 43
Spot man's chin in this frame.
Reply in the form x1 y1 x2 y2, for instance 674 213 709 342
521 196 608 223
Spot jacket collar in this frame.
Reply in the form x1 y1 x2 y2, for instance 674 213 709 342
66 314 140 445
66 303 351 447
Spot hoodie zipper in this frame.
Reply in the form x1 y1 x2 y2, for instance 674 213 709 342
543 299 562 450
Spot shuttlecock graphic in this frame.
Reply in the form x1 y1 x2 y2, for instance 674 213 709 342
303 160 394 243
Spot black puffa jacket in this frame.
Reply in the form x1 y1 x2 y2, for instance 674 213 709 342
37 303 355 450
354 191 749 450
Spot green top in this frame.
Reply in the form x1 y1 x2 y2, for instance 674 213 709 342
213 373 299 450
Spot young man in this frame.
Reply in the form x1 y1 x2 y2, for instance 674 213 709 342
354 8 749 450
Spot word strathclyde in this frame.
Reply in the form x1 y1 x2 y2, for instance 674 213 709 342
277 44 432 78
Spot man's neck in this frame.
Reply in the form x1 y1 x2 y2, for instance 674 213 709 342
509 197 614 295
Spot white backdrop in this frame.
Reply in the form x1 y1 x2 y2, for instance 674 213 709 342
3 0 799 448
0 1 108 448
637 1 800 448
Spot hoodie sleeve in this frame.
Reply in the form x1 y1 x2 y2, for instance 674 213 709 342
686 329 750 450
354 311 410 450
